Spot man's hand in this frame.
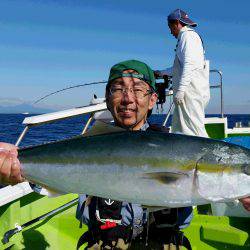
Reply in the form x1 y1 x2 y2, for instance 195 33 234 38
239 197 250 212
0 142 24 185
174 91 185 105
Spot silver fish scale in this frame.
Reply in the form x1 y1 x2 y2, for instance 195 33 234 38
20 131 250 207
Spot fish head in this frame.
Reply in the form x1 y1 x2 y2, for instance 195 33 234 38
197 141 250 174
196 141 250 202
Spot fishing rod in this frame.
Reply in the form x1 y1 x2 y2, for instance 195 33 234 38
33 80 108 104
2 198 79 244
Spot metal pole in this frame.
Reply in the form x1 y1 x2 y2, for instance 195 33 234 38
81 113 95 134
209 69 223 118
2 198 79 244
162 102 174 127
219 70 224 118
15 126 29 147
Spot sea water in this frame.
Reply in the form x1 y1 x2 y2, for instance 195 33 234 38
0 113 249 147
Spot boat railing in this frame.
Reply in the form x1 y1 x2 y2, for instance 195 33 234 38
162 69 224 127
15 102 108 146
209 69 223 118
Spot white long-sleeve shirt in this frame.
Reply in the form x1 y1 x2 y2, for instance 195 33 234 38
160 26 205 93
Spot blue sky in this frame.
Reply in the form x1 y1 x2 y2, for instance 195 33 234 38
0 0 249 113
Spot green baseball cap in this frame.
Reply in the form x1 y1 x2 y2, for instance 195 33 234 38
108 59 156 90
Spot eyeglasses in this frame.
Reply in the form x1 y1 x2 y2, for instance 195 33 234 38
109 86 153 99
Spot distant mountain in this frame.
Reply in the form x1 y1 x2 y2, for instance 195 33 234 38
0 98 55 114
0 103 54 114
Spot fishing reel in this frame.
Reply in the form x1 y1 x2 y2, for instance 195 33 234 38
155 75 172 113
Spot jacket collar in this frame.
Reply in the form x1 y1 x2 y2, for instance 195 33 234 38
177 26 194 39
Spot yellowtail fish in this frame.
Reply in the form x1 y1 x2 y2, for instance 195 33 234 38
19 131 250 207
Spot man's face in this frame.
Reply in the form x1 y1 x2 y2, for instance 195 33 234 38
168 21 181 39
106 70 158 130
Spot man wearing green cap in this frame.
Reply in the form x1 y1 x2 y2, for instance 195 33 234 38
106 59 158 130
76 59 193 250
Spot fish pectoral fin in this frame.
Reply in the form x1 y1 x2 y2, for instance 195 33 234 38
143 172 187 184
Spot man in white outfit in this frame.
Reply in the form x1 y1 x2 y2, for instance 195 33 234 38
155 9 210 137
